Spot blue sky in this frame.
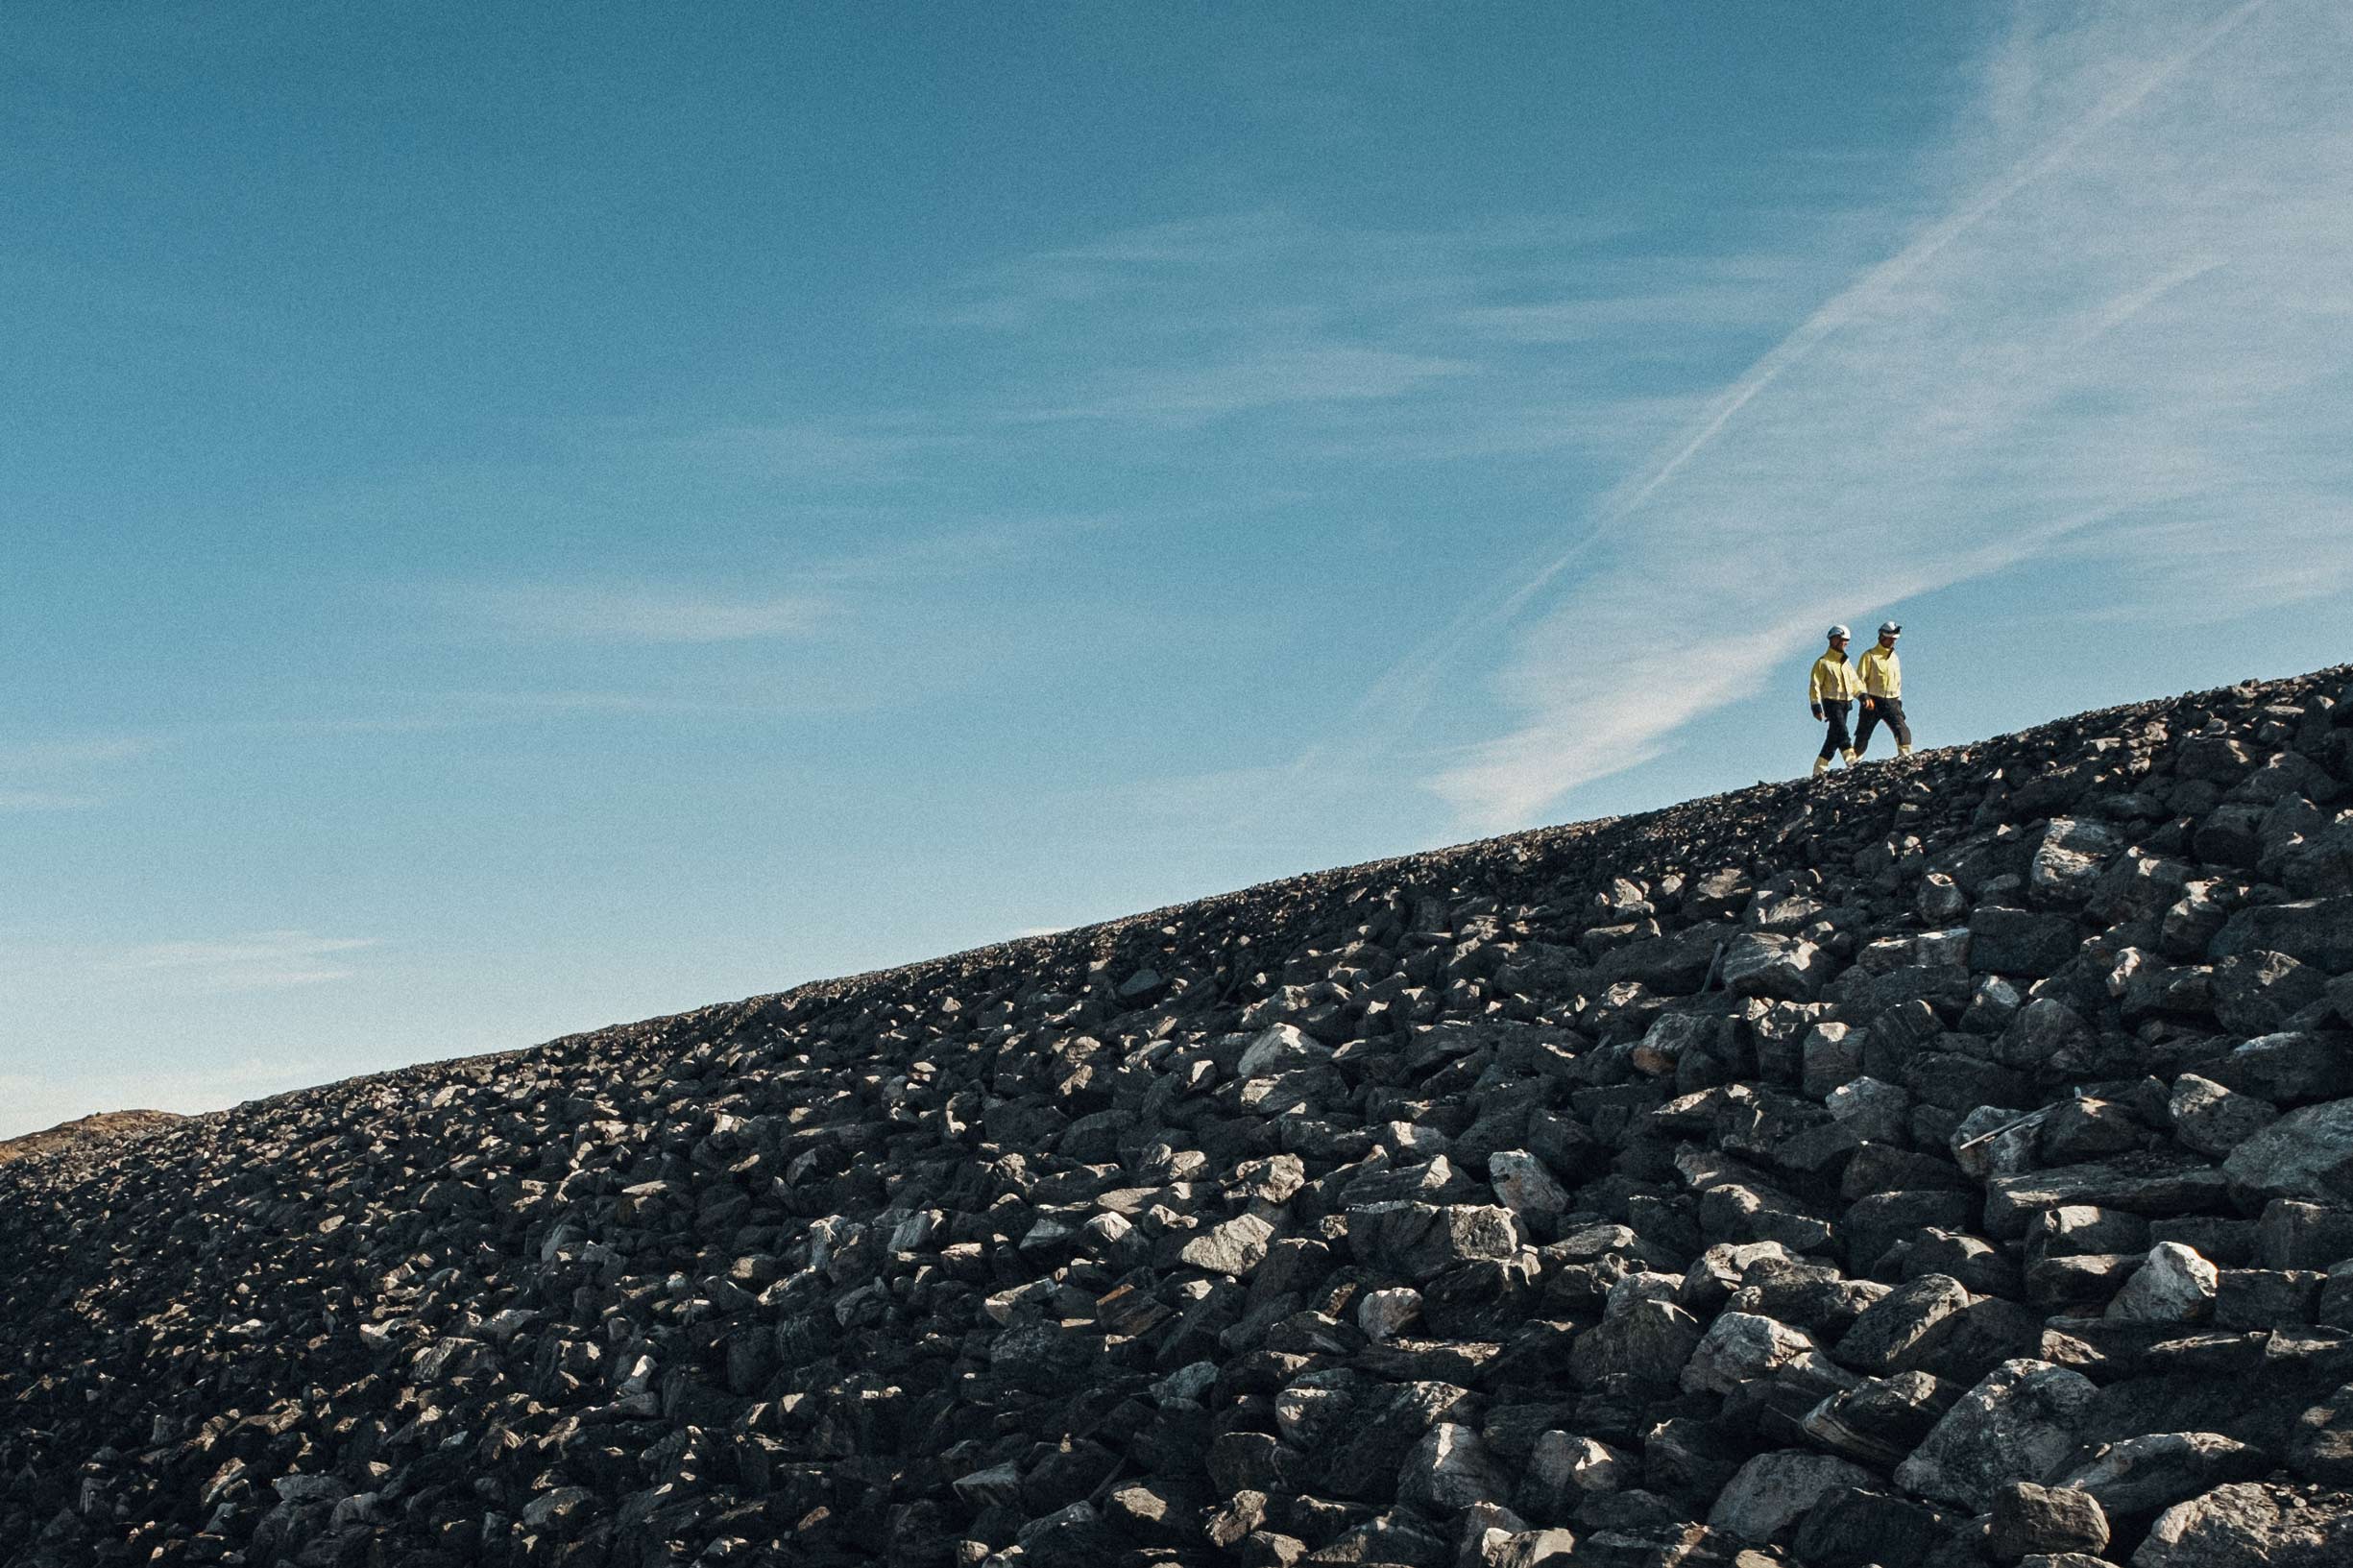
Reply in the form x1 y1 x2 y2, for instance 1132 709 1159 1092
4 2 2348 1136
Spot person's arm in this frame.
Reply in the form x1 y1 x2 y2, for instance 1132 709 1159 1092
1809 661 1825 718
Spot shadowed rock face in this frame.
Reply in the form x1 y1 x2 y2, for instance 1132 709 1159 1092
6 667 2353 1568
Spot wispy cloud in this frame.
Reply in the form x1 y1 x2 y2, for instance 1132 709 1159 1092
0 737 158 771
1419 0 2353 830
442 582 834 644
0 790 97 812
1023 345 1480 426
925 209 1756 447
0 736 159 811
659 418 970 486
1446 284 1799 345
103 929 377 992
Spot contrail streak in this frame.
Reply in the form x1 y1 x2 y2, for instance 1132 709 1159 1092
1333 0 2272 775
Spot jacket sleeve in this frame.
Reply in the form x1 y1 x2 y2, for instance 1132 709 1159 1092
1807 660 1824 705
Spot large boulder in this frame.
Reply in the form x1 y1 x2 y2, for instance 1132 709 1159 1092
2209 897 2353 973
2052 1432 2267 1525
2134 1481 2353 1568
1708 1450 1875 1544
1893 1359 2099 1511
1971 907 2085 977
2106 1243 2220 1323
1347 1203 1523 1281
1722 933 1833 1001
2221 1098 2353 1205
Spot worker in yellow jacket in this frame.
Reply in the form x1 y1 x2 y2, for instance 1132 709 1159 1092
1807 625 1860 777
1854 620 1911 758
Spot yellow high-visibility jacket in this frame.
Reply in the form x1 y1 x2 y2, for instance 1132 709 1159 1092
1809 650 1859 706
1857 644 1902 699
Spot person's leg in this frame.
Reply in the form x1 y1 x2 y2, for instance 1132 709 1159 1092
1821 702 1852 762
1853 699 1881 756
1886 697 1912 754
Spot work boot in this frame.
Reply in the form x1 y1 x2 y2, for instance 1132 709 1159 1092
1840 749 1858 766
1811 757 1830 778
1899 742 1913 757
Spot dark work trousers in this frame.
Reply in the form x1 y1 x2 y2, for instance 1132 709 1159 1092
1855 694 1910 754
1817 700 1853 760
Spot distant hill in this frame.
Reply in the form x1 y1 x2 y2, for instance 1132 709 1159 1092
0 1108 184 1166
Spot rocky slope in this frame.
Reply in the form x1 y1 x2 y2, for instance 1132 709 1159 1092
8 666 2353 1568
0 1111 184 1168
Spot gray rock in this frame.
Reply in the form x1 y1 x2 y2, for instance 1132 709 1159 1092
2032 819 2122 906
1180 1212 1276 1276
2004 996 2098 1070
1568 1297 1703 1386
1680 1311 1838 1394
1790 1486 1962 1568
1486 1527 1577 1568
1802 1023 1868 1099
1299 1507 1451 1566
1524 1430 1632 1499
2207 1031 2353 1105
1893 1358 2099 1511
1680 1240 1803 1315
2106 1242 2220 1322
2249 1203 2353 1278
1357 1286 1422 1342
1314 1379 1478 1501
1722 932 1831 1001
2170 1075 2280 1160
2287 1383 2353 1485
1985 1153 2231 1239
2212 951 2332 1035
1971 907 2084 977
1488 1150 1568 1217
1395 1421 1506 1512
1990 1482 2110 1559
2221 1098 2353 1204
2054 1432 2266 1523
2212 1266 2322 1327
1706 1450 1875 1543
2135 1481 2353 1568
2209 896 2353 973
1824 1075 1910 1143
1347 1202 1523 1281
1801 1371 1956 1468
1835 1272 1971 1373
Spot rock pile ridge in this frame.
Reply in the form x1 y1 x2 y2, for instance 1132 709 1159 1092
9 666 2353 1568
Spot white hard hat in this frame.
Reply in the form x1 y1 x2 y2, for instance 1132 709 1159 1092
1879 621 1902 637
1827 624 1851 639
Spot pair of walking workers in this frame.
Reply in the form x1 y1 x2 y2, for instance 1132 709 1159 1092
1807 621 1908 776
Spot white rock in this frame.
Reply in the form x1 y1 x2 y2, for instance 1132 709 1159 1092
1526 1430 1633 1494
1235 1024 1329 1077
1489 1150 1569 1216
2105 1242 2219 1322
1397 1421 1507 1511
1178 1212 1274 1277
1358 1286 1423 1343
